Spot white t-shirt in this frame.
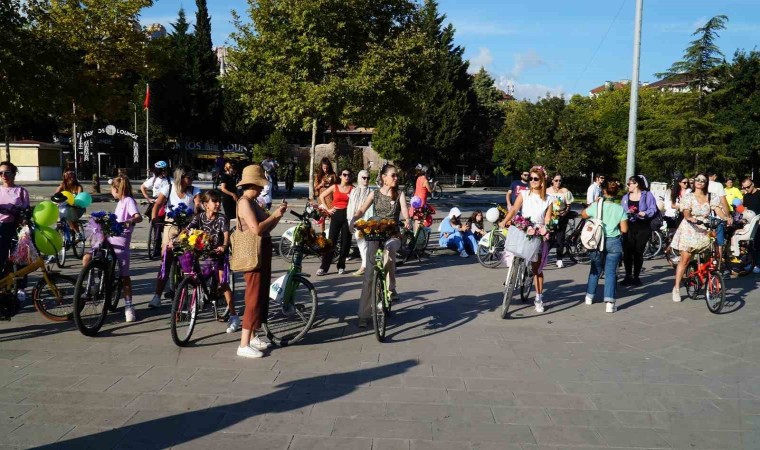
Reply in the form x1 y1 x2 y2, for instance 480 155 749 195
159 184 200 210
521 191 551 225
586 183 601 205
708 181 726 197
142 176 171 198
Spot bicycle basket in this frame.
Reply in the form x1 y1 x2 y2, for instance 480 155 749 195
504 226 542 261
178 252 196 274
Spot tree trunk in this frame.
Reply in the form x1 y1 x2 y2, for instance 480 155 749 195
308 118 317 199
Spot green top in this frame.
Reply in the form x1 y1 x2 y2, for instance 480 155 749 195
584 199 627 238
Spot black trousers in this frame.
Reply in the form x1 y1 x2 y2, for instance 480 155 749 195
553 215 570 260
624 221 651 279
321 208 351 271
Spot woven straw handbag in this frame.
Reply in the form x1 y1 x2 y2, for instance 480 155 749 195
230 201 261 272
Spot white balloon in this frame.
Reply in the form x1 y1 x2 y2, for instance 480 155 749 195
486 207 500 223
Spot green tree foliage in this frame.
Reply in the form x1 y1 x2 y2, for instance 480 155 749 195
189 0 222 139
470 68 505 161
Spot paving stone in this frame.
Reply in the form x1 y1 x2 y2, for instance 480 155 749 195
490 407 551 425
430 421 534 444
12 404 136 428
384 404 494 424
545 408 621 427
528 425 605 446
170 432 292 450
410 440 468 450
288 435 372 450
126 393 217 411
587 393 665 411
54 425 129 450
257 413 335 437
513 393 596 410
5 422 75 447
332 417 432 440
20 390 138 408
596 426 672 448
656 428 744 449
106 376 171 393
0 403 33 424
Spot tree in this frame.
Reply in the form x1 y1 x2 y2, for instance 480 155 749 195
189 0 222 140
227 0 431 197
471 68 505 163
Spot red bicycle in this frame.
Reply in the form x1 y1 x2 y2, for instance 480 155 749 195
684 218 726 314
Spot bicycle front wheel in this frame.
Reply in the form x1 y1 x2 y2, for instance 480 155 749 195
171 278 199 347
279 237 295 263
33 273 76 322
431 185 443 200
501 258 521 319
55 237 67 268
644 231 663 260
263 274 318 346
477 231 505 269
520 265 534 302
73 226 86 259
371 271 387 342
73 261 110 336
705 272 726 314
147 224 159 260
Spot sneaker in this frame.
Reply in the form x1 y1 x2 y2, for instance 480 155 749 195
338 268 345 275
250 336 272 351
672 287 682 303
148 295 161 308
620 277 634 286
459 250 469 258
346 256 353 262
585 295 593 305
556 260 564 268
316 269 326 276
605 302 617 313
390 289 400 301
358 318 368 328
125 306 137 322
632 278 643 287
237 345 263 359
353 268 365 277
16 289 25 303
534 301 545 313
226 315 240 333
754 266 760 274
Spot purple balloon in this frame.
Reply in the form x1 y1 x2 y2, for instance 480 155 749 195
410 196 422 209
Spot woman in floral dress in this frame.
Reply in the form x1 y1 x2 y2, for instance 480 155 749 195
671 173 729 302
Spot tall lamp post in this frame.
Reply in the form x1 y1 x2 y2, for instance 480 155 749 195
625 0 644 180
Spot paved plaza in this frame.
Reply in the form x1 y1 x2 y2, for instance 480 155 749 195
0 188 759 449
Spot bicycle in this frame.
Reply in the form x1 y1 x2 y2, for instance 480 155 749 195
404 178 443 201
500 254 534 319
170 252 234 346
477 204 508 268
369 234 394 342
643 226 665 260
558 214 590 264
397 221 431 266
140 200 165 261
263 204 319 346
683 218 727 314
72 238 123 336
0 211 77 321
54 219 86 268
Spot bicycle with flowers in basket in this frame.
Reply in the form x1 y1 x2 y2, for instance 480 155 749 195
73 211 126 336
355 218 399 342
170 229 235 346
501 216 550 319
264 204 325 346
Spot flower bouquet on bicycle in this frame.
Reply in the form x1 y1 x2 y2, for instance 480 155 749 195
410 204 435 228
88 211 125 246
355 218 399 242
172 229 212 274
505 216 549 261
166 203 194 229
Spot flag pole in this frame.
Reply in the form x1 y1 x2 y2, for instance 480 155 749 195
145 83 150 177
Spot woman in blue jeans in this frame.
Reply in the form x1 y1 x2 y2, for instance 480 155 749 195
438 207 478 257
581 178 629 313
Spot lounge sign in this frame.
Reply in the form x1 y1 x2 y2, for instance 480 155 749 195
78 125 140 163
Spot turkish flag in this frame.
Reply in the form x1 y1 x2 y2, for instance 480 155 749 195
143 84 150 110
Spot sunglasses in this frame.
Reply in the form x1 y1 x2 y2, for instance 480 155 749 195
553 179 561 183
529 176 541 182
0 171 13 177
679 181 688 185
341 173 350 177
361 176 369 180
387 174 398 178
695 178 707 183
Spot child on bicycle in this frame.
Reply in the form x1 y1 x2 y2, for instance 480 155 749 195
186 190 239 333
83 175 142 322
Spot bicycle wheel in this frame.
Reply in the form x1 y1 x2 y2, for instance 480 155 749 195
572 241 590 264
477 231 505 268
263 274 318 346
171 277 199 347
500 258 521 319
165 256 180 299
73 261 110 336
644 231 663 260
520 265 534 302
107 279 123 313
397 231 414 266
55 229 67 268
147 223 158 260
664 246 680 267
72 230 86 259
371 270 387 342
705 272 726 314
32 273 76 322
279 237 295 263
431 185 443 200
684 265 700 299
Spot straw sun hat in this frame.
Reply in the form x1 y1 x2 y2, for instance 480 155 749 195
237 165 269 188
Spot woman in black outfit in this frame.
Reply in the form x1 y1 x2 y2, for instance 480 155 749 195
218 162 238 220
316 169 354 276
621 175 658 286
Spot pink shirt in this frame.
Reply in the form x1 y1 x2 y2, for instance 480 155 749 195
0 186 30 223
113 197 139 238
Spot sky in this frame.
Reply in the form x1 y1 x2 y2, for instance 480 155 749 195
140 0 760 101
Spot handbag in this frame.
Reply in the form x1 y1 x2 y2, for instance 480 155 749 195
647 192 664 231
229 200 262 272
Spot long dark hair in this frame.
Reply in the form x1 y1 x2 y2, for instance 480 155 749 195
316 157 334 184
693 172 710 195
671 176 687 204
627 175 646 192
381 163 399 200
602 177 620 197
468 210 484 228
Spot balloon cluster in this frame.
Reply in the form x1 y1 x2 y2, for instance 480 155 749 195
733 198 745 213
30 201 62 255
58 191 93 208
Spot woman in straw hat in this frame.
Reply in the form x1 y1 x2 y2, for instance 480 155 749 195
235 165 288 358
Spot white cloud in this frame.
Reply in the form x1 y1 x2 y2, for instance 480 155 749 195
510 49 547 78
468 47 494 73
496 75 565 102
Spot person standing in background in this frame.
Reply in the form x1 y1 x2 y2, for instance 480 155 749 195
586 174 604 206
506 171 529 212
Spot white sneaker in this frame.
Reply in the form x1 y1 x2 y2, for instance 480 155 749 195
459 250 469 258
605 302 617 313
338 269 345 275
148 295 161 308
556 260 564 268
226 315 240 333
125 306 137 322
585 295 593 305
16 290 25 303
237 345 263 359
534 301 545 313
250 336 272 351
754 266 760 274
672 287 682 303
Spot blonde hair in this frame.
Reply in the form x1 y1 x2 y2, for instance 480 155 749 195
530 166 547 201
111 175 133 198
173 166 191 195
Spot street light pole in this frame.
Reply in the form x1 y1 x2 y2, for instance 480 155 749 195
625 0 644 180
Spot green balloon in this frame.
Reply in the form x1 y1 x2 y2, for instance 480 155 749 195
34 226 63 255
33 201 59 227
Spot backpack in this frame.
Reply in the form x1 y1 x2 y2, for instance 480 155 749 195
581 198 606 251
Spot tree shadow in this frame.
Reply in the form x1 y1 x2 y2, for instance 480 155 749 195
36 360 418 450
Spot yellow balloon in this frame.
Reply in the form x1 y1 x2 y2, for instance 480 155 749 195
62 191 75 206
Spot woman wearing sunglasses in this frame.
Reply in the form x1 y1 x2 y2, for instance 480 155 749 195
546 173 574 268
347 169 375 276
501 166 553 313
671 173 729 302
0 162 29 275
317 169 354 276
621 175 658 287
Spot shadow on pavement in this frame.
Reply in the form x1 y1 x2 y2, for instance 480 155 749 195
36 360 417 450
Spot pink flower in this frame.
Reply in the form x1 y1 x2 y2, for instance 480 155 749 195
527 227 535 236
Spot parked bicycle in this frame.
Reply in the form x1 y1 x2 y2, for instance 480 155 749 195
397 221 431 266
170 251 235 346
72 238 122 335
683 217 727 313
263 204 319 346
279 216 341 264
404 178 443 200
477 205 508 268
54 219 86 268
